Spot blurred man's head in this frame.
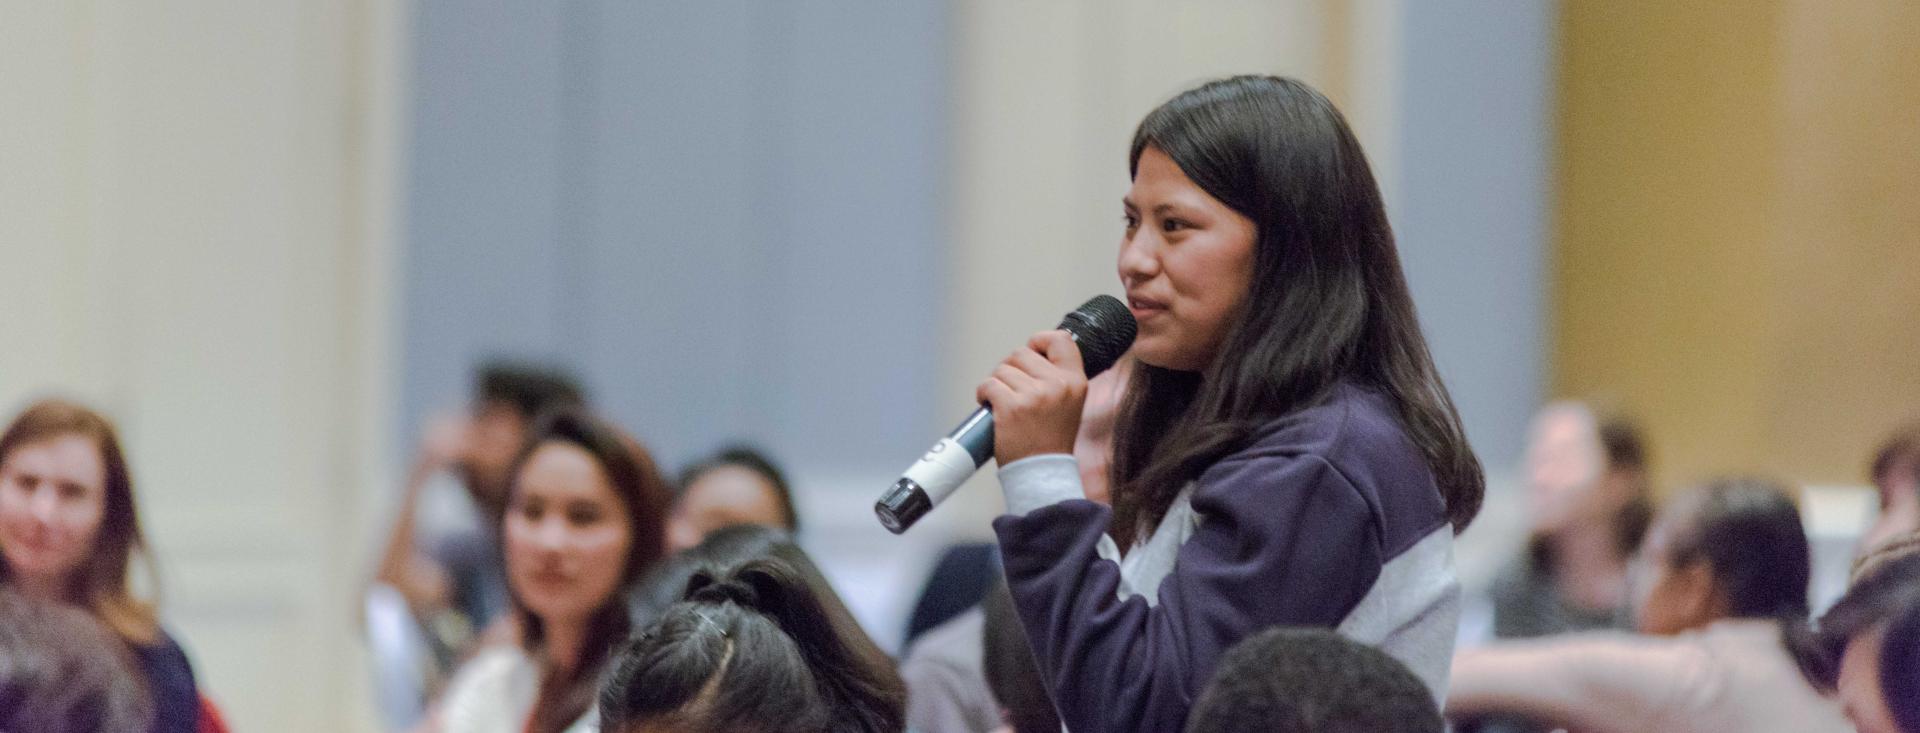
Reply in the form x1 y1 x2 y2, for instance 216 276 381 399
1186 628 1440 733
666 446 798 555
1862 421 1920 556
1631 477 1809 634
463 361 585 506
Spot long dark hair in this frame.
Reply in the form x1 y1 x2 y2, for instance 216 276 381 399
0 399 159 645
600 525 906 733
1109 76 1483 544
502 409 671 733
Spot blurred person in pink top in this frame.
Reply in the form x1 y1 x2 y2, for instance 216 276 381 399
1449 477 1849 733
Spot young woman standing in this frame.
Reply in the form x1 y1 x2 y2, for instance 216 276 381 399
978 75 1484 731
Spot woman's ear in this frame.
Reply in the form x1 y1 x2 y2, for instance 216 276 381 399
1672 559 1726 629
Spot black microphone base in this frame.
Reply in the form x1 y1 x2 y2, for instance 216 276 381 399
875 478 933 535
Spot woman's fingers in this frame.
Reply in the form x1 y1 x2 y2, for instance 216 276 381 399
1030 329 1086 375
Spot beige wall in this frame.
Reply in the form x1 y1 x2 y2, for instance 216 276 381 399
1554 0 1920 491
0 1 403 730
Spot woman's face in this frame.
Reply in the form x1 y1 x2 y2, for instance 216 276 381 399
505 441 634 626
0 435 108 596
1524 405 1607 532
1837 626 1901 733
664 466 787 555
1119 146 1257 372
1629 504 1715 634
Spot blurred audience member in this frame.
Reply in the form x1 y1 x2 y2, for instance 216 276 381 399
427 409 669 733
1860 420 1920 558
1796 541 1920 733
1185 627 1441 733
1450 478 1847 733
665 445 799 555
1490 401 1652 638
900 551 1000 733
599 524 906 733
0 398 201 733
372 362 585 664
981 579 1058 733
0 587 152 733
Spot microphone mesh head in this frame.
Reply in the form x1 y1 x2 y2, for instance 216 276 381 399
1058 294 1138 378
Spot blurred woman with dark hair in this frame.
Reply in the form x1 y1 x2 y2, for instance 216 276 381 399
1491 401 1655 639
600 524 906 733
428 408 670 733
976 75 1483 731
665 445 800 555
0 398 200 733
1450 478 1848 733
1795 542 1920 733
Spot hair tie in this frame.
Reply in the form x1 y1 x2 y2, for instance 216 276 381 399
694 609 728 638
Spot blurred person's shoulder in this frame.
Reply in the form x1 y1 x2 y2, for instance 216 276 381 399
437 644 538 732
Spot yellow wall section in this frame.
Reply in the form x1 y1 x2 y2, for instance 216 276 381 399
1554 0 1920 490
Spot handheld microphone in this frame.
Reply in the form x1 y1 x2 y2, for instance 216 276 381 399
876 295 1136 534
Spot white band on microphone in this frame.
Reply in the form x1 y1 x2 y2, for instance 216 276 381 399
901 437 979 503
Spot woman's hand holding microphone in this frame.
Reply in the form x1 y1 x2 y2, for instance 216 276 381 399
976 330 1090 466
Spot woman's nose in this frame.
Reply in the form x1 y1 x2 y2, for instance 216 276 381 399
28 490 62 524
531 516 570 549
1118 231 1159 282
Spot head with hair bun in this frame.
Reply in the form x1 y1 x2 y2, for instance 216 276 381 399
600 525 904 733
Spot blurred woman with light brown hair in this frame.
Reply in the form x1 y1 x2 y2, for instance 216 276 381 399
1490 401 1654 639
0 398 201 733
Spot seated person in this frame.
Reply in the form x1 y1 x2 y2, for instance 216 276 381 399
0 399 202 732
1793 539 1920 733
1185 627 1441 733
599 525 905 733
1861 421 1920 557
372 361 586 669
665 445 799 555
1449 478 1849 732
981 578 1059 733
425 408 671 733
0 587 152 733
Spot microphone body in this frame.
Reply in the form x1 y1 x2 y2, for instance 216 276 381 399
877 295 1136 534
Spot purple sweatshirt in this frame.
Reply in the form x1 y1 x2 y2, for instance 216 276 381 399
993 382 1460 732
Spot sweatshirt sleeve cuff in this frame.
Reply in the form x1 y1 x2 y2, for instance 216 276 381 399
998 454 1084 516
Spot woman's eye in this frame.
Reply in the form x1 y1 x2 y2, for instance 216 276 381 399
567 507 602 525
1122 214 1140 230
1162 218 1190 232
58 483 85 501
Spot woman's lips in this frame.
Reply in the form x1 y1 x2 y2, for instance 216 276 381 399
526 568 572 587
1127 295 1168 319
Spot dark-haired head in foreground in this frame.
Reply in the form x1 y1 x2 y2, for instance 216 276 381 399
600 525 905 733
1185 627 1439 733
1795 547 1920 733
0 588 152 733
